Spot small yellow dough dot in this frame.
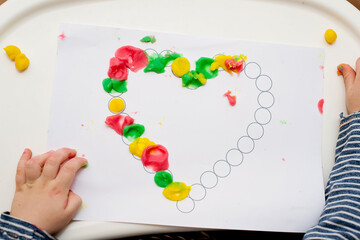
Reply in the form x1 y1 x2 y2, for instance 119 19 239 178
210 61 220 71
4 45 21 60
324 29 337 44
15 53 30 71
171 57 190 77
108 97 125 113
198 73 207 85
163 182 191 201
129 137 156 157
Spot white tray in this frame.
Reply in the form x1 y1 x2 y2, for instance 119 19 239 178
0 0 359 239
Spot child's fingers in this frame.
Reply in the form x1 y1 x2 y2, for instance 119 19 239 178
56 157 87 190
41 148 77 181
32 150 54 168
356 58 360 80
338 64 356 92
16 149 32 186
65 190 82 216
25 150 54 183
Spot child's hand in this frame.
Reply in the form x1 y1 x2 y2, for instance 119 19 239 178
338 58 360 115
10 148 87 234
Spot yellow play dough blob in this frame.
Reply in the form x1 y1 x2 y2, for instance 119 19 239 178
15 53 30 71
171 57 190 77
163 182 191 201
210 61 220 71
211 55 233 73
4 45 21 60
129 137 156 157
324 29 337 44
108 97 125 113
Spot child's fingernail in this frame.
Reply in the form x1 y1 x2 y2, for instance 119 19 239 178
69 189 73 193
82 162 88 169
337 65 343 76
23 148 32 156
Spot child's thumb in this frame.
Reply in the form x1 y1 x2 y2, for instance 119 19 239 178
20 148 32 161
356 57 360 81
338 63 356 90
65 190 82 216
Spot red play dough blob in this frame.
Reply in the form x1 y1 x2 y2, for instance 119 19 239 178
108 57 128 81
224 59 244 74
224 90 237 106
141 145 169 172
115 45 149 72
318 99 324 114
105 114 134 135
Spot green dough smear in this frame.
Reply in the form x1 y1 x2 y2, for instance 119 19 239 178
182 70 206 89
123 124 145 142
102 78 128 93
140 35 156 44
154 171 173 188
195 57 218 79
144 52 181 73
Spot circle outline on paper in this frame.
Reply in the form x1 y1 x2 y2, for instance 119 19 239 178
257 91 275 108
189 183 207 201
244 62 262 79
213 160 232 178
200 171 219 189
254 107 272 125
247 122 265 140
237 136 255 154
176 197 195 213
256 75 273 92
225 148 244 167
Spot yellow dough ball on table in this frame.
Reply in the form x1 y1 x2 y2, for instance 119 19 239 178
15 53 30 71
171 57 190 77
4 45 21 60
324 29 337 44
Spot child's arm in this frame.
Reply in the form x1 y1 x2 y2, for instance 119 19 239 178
304 58 360 239
0 148 87 239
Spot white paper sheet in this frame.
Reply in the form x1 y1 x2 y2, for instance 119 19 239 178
48 23 325 232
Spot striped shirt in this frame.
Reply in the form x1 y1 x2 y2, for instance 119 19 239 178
304 112 360 239
0 212 55 240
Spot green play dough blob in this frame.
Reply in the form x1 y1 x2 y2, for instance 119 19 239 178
154 171 173 188
102 78 113 93
144 52 182 73
182 70 205 89
140 35 156 43
112 79 127 93
123 124 145 142
195 57 218 79
102 78 127 93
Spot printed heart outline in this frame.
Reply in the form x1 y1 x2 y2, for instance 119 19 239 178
105 49 275 213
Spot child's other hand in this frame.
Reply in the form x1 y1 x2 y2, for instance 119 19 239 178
338 58 360 115
10 148 87 234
